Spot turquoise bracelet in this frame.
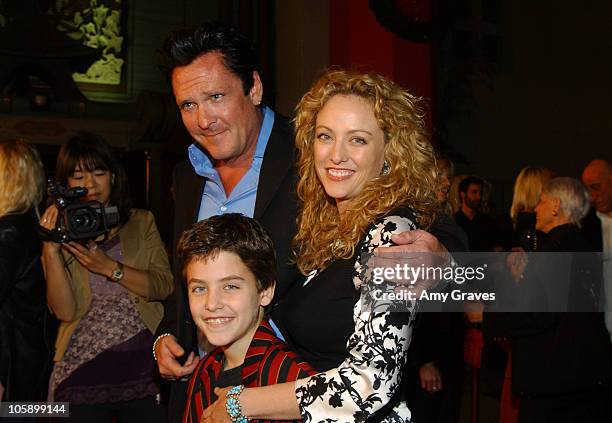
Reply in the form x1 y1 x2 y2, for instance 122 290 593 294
225 385 249 423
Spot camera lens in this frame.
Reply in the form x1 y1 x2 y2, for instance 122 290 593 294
70 208 98 233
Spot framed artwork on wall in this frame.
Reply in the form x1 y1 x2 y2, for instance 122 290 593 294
49 0 134 102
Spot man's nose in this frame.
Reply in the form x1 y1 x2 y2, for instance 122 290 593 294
197 106 215 130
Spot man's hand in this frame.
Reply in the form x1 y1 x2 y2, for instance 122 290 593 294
376 230 449 256
419 362 443 393
372 230 451 293
156 334 199 380
201 387 232 423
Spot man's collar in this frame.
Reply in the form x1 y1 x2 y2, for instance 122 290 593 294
254 106 274 159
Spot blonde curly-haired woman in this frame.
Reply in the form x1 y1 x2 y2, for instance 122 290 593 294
201 69 439 422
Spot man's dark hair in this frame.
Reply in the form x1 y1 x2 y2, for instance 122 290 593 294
177 213 276 292
159 21 259 95
458 175 484 194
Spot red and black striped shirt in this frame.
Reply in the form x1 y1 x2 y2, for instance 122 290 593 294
183 320 316 423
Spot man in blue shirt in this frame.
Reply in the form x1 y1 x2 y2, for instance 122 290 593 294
154 22 299 422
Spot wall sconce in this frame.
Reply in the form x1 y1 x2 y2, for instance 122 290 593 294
29 81 52 111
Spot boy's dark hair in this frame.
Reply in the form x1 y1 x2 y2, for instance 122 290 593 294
159 21 259 95
55 131 131 227
177 213 276 292
458 175 484 194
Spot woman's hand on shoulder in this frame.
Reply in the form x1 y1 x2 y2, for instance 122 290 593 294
62 240 116 278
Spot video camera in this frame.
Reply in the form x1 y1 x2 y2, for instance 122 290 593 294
39 181 120 243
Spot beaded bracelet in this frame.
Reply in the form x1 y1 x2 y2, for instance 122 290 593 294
226 385 249 423
152 333 173 361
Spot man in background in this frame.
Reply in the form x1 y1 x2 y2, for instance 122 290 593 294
582 159 612 340
455 175 503 252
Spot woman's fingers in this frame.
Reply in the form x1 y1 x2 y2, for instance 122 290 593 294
40 205 59 230
63 241 115 277
62 242 88 263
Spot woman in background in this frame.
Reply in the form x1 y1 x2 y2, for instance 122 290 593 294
492 166 552 423
0 139 51 401
40 133 173 422
495 177 612 422
509 167 553 251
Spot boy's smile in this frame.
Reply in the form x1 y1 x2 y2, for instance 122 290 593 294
187 250 274 369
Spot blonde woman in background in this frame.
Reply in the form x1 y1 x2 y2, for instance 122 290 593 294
495 166 553 423
0 140 52 401
509 167 553 251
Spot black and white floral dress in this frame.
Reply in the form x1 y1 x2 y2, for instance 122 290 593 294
273 208 418 422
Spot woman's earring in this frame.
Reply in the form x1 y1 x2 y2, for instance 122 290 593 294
381 160 391 176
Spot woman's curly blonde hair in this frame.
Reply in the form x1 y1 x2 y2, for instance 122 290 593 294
293 69 438 275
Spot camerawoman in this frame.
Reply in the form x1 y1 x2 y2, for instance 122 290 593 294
39 132 173 413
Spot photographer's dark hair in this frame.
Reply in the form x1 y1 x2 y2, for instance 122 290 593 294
177 213 276 292
159 21 259 95
459 175 484 194
55 132 131 227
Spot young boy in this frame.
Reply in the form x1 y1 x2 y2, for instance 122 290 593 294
177 214 315 423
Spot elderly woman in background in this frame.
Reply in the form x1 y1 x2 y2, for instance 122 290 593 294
0 140 51 401
201 69 438 422
509 167 553 251
40 133 173 422
488 177 612 423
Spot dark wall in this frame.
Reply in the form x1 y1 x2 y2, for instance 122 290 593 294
437 1 612 185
